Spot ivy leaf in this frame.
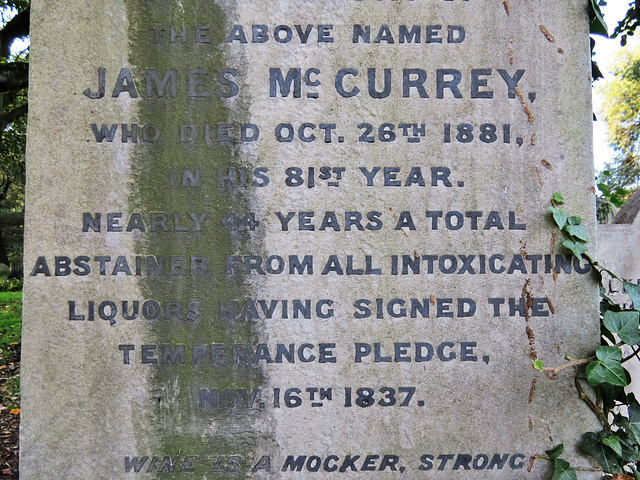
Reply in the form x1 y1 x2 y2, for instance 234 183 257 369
562 239 588 261
601 382 628 411
552 459 577 480
619 436 640 464
546 444 564 460
598 182 611 196
603 310 640 345
567 216 583 225
603 435 623 457
552 192 565 204
592 58 604 81
549 206 568 229
564 224 589 242
589 0 609 37
627 404 640 445
624 282 640 310
579 431 621 473
586 346 627 387
533 360 544 372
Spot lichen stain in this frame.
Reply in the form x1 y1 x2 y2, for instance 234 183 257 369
125 0 271 465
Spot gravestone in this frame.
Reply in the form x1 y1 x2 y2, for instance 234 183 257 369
598 191 640 394
21 0 600 478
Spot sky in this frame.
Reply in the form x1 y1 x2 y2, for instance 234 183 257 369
592 1 637 172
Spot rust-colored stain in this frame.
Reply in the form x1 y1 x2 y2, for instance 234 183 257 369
508 38 515 66
503 1 510 15
541 159 552 170
546 425 553 443
550 231 558 281
519 239 527 258
557 47 564 54
547 297 555 314
526 326 536 359
539 25 555 43
589 185 597 194
534 166 543 187
522 279 537 359
530 134 536 146
529 379 537 402
413 249 419 258
528 418 533 430
515 88 534 123
430 294 436 305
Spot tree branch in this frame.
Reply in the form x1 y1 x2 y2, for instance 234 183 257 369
0 8 29 59
0 62 28 92
541 355 597 375
575 377 610 429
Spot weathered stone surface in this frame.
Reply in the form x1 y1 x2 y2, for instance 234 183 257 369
22 1 599 478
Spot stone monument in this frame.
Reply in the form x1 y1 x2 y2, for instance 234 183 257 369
21 0 600 478
598 191 640 395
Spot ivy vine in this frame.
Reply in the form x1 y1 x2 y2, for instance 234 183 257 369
534 193 640 480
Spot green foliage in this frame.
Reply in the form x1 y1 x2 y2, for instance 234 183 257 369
598 46 640 165
545 445 578 480
603 310 640 345
0 275 21 291
0 4 28 266
589 0 608 80
550 193 590 260
589 0 608 38
594 1 640 214
539 194 640 479
0 290 20 350
586 346 627 387
596 45 640 211
611 0 640 46
597 168 637 209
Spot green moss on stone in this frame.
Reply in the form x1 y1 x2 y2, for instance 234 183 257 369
125 2 268 476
